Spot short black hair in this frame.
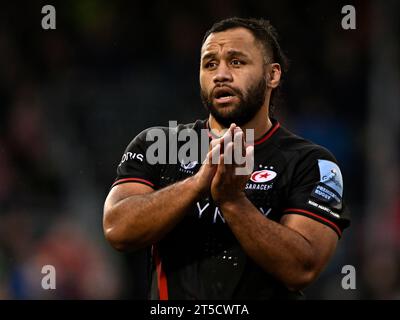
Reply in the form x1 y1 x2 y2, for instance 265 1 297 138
202 17 289 115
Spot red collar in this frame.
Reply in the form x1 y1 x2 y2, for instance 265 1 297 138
204 120 280 146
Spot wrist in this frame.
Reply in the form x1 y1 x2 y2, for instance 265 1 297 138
186 175 207 199
217 192 248 208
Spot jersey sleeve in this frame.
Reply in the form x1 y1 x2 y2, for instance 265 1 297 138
283 148 350 238
111 128 160 189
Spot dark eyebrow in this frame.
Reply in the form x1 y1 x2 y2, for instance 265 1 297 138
225 50 250 59
201 52 217 62
201 50 250 62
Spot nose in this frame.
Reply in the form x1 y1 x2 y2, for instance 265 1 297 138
213 62 233 84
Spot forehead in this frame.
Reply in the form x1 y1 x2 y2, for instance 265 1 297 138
201 27 261 57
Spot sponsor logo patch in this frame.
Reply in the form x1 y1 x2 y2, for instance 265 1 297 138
179 160 198 174
313 185 341 203
308 200 341 219
317 159 343 197
119 152 144 166
180 160 198 170
311 159 344 210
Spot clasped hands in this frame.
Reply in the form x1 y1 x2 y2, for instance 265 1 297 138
193 123 254 205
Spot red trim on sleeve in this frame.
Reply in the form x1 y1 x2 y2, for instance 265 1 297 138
112 177 155 188
153 245 168 300
283 208 342 237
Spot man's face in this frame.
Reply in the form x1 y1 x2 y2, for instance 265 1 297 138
200 27 268 127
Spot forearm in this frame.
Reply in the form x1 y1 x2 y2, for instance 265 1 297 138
220 197 316 290
105 177 200 251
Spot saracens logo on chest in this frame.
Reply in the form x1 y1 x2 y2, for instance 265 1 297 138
250 170 277 183
246 168 277 191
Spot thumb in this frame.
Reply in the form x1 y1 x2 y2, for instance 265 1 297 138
204 143 221 166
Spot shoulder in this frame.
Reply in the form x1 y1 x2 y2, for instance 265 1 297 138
275 125 338 164
275 125 344 195
128 119 206 147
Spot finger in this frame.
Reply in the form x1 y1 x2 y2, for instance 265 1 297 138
234 144 254 176
211 143 222 165
244 145 255 175
243 128 254 148
215 153 226 177
246 144 254 159
233 126 245 145
229 123 237 136
213 123 236 154
220 128 233 152
209 136 220 151
233 129 246 166
239 127 246 149
205 143 221 165
223 141 234 166
223 123 236 140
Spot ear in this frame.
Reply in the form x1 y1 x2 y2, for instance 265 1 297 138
266 63 282 89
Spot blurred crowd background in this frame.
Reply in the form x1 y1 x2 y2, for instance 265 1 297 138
0 0 399 299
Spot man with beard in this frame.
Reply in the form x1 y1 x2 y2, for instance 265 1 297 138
103 17 350 300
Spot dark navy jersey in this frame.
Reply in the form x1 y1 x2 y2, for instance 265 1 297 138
111 118 350 300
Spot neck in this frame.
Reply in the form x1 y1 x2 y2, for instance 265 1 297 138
208 104 272 140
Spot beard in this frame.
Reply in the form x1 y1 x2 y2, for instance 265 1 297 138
200 74 267 128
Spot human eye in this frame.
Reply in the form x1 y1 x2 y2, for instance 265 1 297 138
231 59 245 66
204 61 217 69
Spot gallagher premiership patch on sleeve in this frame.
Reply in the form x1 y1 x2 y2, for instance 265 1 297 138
311 159 344 209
